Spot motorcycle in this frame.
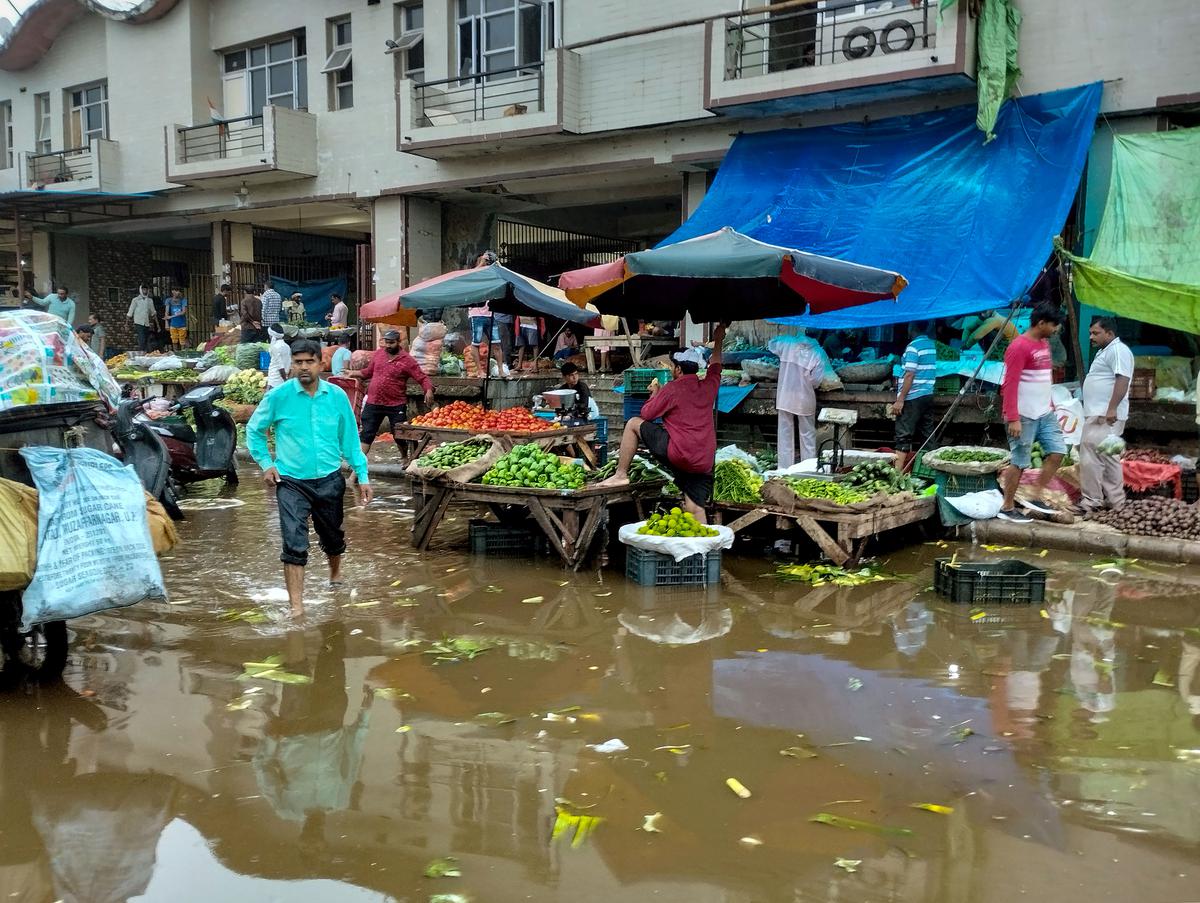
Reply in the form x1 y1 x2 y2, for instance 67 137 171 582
144 385 238 489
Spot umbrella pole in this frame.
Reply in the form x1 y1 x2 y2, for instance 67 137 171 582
482 313 496 410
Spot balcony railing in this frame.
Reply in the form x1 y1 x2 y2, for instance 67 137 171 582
413 63 545 128
725 0 936 79
177 114 265 163
26 146 93 186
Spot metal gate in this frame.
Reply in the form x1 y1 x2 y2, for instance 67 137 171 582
493 220 642 281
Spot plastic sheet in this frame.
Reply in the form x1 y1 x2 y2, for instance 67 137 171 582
0 310 120 412
662 84 1102 328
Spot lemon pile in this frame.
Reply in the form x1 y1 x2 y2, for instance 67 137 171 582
636 508 718 538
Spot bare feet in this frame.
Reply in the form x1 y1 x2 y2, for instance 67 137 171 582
288 605 305 620
596 474 630 489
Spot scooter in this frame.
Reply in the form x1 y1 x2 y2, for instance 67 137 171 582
112 395 181 520
150 385 239 488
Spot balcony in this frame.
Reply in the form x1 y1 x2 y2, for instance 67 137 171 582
706 0 975 117
165 105 318 187
23 140 119 193
398 49 580 159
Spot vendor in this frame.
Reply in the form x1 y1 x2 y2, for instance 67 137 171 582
599 323 728 523
283 292 306 326
891 321 937 473
767 330 825 468
344 328 434 458
558 362 592 419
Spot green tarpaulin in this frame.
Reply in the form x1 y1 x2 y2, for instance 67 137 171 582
975 0 1022 140
1063 127 1200 334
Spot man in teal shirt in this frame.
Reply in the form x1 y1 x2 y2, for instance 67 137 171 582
247 339 372 618
26 285 76 325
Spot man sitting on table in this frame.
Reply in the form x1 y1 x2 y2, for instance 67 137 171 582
344 328 434 458
599 323 728 523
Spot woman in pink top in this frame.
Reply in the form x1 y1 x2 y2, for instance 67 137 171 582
998 305 1067 522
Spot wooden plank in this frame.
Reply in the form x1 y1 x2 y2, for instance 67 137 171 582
793 512 850 566
727 508 770 533
526 497 570 566
411 487 452 551
572 501 607 571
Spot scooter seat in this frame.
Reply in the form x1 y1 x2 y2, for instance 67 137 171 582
150 419 196 444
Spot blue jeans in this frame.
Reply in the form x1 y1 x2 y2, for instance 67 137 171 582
470 317 501 344
1008 411 1066 469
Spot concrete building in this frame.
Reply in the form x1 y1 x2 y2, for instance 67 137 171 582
0 0 1196 349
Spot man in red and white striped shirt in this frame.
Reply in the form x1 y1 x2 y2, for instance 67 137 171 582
998 305 1067 521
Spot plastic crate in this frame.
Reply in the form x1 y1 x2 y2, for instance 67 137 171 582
590 416 608 442
911 454 938 482
1184 472 1198 504
591 441 608 467
468 520 548 557
933 558 1046 605
625 546 722 587
931 470 999 496
623 395 649 422
623 368 671 396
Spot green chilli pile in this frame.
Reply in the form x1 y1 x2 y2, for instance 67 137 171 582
783 477 869 505
415 439 490 470
713 459 763 503
587 458 661 484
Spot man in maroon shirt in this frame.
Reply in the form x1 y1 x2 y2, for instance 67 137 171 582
600 322 727 523
345 329 434 457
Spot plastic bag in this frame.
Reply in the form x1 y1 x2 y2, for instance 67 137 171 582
1096 432 1127 456
714 444 761 471
18 447 166 630
945 489 1004 520
199 364 239 384
149 355 184 372
0 479 38 591
1050 385 1083 446
443 331 466 354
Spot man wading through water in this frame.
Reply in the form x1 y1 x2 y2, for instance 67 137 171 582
247 340 372 618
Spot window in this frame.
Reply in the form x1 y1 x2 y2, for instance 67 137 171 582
324 17 353 110
0 102 11 169
68 82 108 147
456 0 555 81
390 3 425 83
222 33 307 119
34 92 52 154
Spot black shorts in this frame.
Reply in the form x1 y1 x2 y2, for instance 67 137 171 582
639 420 713 507
360 403 407 445
276 473 347 566
894 393 935 452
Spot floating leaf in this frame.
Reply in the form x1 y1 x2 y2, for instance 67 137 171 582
396 725 412 733
810 813 913 837
982 544 1020 552
1152 670 1175 687
640 812 664 833
847 677 863 692
390 580 403 587
949 726 974 743
429 895 470 903
969 610 988 622
521 596 545 605
654 744 692 755
780 746 818 759
249 669 312 685
476 711 517 725
225 697 254 711
553 805 604 848
739 836 763 847
910 802 954 815
424 857 461 879
484 585 504 593
374 688 415 701
834 858 862 873
726 778 751 799
349 600 380 608
774 563 892 587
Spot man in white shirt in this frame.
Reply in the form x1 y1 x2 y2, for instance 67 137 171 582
1078 317 1134 513
266 324 292 390
327 293 349 329
767 331 827 468
126 284 158 351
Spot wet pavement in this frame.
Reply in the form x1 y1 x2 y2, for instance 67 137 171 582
2 466 1199 902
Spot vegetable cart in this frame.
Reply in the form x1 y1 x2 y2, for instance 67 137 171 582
710 495 936 567
408 477 667 570
393 422 600 465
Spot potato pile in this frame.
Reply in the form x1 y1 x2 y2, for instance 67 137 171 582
1089 497 1200 540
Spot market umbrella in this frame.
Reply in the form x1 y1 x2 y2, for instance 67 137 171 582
360 263 600 326
558 226 907 321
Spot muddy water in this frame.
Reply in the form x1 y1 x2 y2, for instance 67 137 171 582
2 468 1199 903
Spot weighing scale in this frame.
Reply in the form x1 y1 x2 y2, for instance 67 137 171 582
815 407 858 473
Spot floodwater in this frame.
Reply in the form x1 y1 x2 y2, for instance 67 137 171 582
2 467 1199 903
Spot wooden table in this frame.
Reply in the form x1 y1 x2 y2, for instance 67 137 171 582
409 478 667 570
583 335 679 370
393 422 599 464
710 495 936 567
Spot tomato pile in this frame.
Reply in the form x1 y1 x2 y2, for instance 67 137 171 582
411 401 555 433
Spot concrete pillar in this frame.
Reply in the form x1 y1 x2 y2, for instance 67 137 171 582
373 196 404 296
30 230 52 296
681 170 708 346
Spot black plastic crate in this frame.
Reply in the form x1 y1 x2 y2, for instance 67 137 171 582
934 558 1046 605
468 520 549 557
625 546 721 587
931 470 999 496
1184 471 1198 504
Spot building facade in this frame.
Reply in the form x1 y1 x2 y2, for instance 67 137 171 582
0 0 1196 347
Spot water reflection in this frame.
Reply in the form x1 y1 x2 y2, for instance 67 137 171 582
0 471 1198 901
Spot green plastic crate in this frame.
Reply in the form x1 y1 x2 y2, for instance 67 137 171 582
623 368 671 396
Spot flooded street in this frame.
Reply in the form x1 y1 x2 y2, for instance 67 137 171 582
3 466 1199 903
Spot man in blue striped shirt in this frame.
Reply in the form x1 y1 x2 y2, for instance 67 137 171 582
248 339 371 618
891 321 938 473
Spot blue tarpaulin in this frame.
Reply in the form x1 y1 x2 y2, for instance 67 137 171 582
663 83 1102 329
270 275 348 326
